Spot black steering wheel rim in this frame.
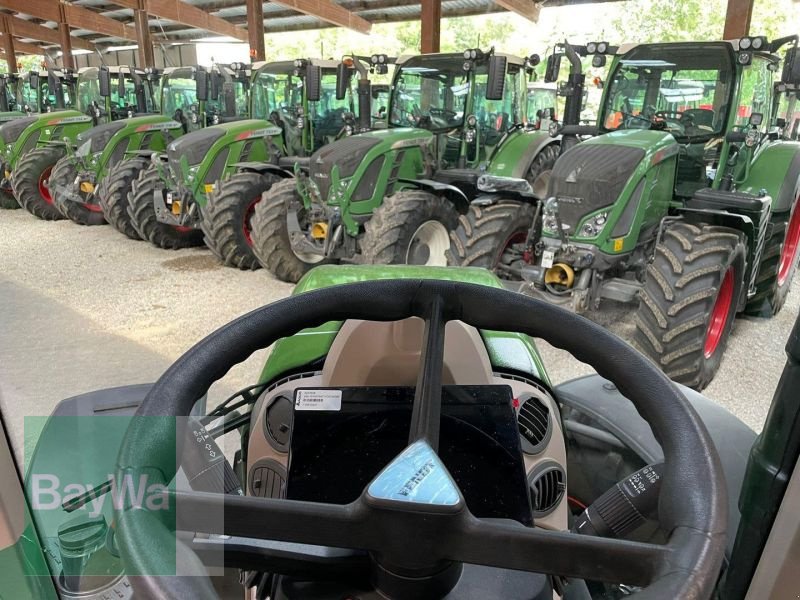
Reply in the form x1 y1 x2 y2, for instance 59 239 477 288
114 278 727 599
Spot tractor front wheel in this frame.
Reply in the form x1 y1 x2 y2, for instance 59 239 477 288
526 143 560 199
51 157 106 226
128 165 204 250
634 222 746 391
98 157 149 240
249 178 330 283
361 190 459 266
0 188 19 209
745 198 800 317
13 146 66 221
446 201 535 280
203 171 281 270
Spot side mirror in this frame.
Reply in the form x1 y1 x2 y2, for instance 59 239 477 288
776 117 787 128
544 53 562 83
485 55 507 101
782 47 800 85
306 65 322 102
99 67 111 98
210 73 221 102
749 112 764 127
335 62 351 100
195 67 208 102
29 73 40 91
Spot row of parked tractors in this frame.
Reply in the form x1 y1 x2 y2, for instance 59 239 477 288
1 37 800 393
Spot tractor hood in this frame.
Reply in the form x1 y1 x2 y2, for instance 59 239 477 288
309 128 433 200
167 127 225 167
546 130 678 235
0 114 37 144
77 115 181 153
77 120 126 153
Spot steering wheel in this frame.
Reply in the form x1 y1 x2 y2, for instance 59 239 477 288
113 279 727 599
429 107 458 123
655 111 692 133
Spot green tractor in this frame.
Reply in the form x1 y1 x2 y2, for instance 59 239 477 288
775 80 799 140
464 37 800 391
250 48 556 283
7 66 157 221
49 64 229 229
202 54 391 269
126 58 359 252
0 67 76 209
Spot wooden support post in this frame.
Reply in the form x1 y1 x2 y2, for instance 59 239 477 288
58 5 74 70
0 18 16 71
723 0 754 39
420 0 441 53
135 1 155 69
247 0 265 62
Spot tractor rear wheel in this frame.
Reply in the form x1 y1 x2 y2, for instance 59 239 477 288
98 157 149 240
361 190 459 266
744 199 800 317
51 157 106 226
250 178 329 283
203 171 281 270
13 146 66 221
526 143 560 199
0 188 19 209
634 222 746 391
446 201 535 281
128 165 204 250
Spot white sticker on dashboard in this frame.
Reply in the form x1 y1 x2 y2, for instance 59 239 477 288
541 249 555 269
295 389 342 411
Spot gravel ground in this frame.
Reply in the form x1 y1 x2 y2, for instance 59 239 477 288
1 209 797 460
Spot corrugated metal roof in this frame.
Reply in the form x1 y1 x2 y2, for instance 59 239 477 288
0 0 617 56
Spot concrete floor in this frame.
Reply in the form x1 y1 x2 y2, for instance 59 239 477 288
1 210 798 461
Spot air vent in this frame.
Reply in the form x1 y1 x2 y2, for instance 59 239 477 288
529 461 566 517
248 459 287 499
517 394 552 454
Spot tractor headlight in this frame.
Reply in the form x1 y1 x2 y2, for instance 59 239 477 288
586 42 598 54
597 42 608 53
212 114 220 125
542 197 560 233
465 128 476 143
296 115 304 129
191 113 198 124
739 37 752 50
76 140 92 157
579 211 609 238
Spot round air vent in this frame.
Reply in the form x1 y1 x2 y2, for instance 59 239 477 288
517 393 552 454
528 461 566 518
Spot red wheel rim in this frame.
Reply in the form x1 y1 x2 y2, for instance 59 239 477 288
703 267 734 359
84 202 103 213
38 166 53 204
778 198 800 286
242 197 259 246
175 225 193 233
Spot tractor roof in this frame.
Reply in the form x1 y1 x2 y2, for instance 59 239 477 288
396 51 525 67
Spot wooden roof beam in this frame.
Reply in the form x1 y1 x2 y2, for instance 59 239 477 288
128 0 248 41
269 0 372 34
0 0 137 40
493 0 541 22
0 39 49 56
4 15 95 51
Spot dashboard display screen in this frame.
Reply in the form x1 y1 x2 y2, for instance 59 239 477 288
287 385 533 525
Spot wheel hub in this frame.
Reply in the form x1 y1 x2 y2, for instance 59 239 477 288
406 221 450 266
38 166 54 204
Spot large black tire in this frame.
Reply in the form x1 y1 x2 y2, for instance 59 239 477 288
203 171 281 270
13 146 66 220
128 165 204 250
250 178 330 283
98 157 149 240
0 188 19 209
51 156 106 226
446 201 535 280
634 222 746 391
526 143 560 198
744 200 800 317
361 190 460 266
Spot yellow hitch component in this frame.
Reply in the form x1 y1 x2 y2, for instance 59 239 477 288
80 181 95 194
204 183 215 194
310 222 328 240
544 263 575 288
171 200 182 215
4 170 10 180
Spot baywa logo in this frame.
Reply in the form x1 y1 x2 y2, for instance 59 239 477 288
30 473 169 517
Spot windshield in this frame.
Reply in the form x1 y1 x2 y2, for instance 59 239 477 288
251 68 299 120
161 70 199 116
309 71 353 120
601 44 734 140
208 72 249 119
390 57 476 129
77 69 153 114
526 86 557 123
